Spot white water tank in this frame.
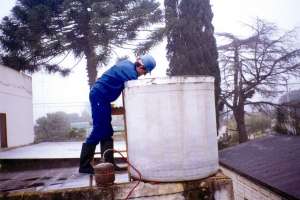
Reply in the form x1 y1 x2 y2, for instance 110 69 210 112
124 76 219 182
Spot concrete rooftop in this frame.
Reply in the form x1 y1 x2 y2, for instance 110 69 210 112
0 167 129 193
0 141 128 193
0 141 126 159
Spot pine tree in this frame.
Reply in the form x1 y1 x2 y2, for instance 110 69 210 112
0 0 67 74
135 0 221 130
165 0 221 129
0 0 162 87
165 0 219 78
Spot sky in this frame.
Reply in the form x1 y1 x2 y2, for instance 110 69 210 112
0 0 300 120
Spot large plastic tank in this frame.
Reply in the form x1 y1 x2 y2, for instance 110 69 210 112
124 76 219 182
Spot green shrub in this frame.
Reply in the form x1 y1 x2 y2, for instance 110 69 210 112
34 112 71 142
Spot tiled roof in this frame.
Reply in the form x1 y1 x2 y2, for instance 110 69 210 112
219 134 300 200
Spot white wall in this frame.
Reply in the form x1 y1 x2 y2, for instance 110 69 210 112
0 65 34 147
221 166 282 200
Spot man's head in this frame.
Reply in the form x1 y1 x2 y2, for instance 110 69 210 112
135 55 156 76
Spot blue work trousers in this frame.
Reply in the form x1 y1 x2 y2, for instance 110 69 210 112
85 89 113 145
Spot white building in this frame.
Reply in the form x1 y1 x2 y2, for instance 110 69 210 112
0 65 34 148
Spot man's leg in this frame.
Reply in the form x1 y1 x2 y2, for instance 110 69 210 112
79 143 96 174
101 137 124 171
79 92 113 174
100 138 113 163
79 91 103 174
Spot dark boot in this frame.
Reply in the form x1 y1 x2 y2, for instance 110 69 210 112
79 143 96 174
101 140 123 171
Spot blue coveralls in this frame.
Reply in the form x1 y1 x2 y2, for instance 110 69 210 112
85 60 138 145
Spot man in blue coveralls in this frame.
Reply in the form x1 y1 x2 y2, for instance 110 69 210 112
79 55 156 174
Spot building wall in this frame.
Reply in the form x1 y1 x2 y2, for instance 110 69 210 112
0 65 34 147
220 166 281 200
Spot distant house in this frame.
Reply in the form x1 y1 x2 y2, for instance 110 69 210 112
219 134 300 200
275 90 300 135
0 65 34 148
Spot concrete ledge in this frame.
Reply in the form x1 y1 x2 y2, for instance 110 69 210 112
0 172 233 200
0 187 113 200
0 158 125 172
0 158 80 172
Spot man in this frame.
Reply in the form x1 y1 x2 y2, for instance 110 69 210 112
79 55 156 174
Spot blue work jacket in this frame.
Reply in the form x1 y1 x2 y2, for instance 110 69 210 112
92 60 138 102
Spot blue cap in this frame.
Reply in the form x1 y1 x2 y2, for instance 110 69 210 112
140 55 156 72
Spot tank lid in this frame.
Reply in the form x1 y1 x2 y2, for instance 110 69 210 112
125 76 214 88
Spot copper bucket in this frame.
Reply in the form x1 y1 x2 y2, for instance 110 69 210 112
94 162 115 187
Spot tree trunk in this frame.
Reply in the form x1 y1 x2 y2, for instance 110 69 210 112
234 104 248 143
79 1 98 89
231 45 248 143
85 49 98 88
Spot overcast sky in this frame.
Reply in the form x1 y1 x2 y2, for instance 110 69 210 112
1 0 300 119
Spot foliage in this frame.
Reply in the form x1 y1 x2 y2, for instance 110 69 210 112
218 118 239 149
136 0 220 96
274 104 300 135
34 111 89 142
0 0 163 87
274 107 287 134
164 0 219 78
218 133 239 150
34 111 71 142
164 0 221 128
246 113 272 136
218 18 300 143
0 0 68 75
68 128 86 140
218 112 272 149
136 0 221 129
80 109 91 122
274 89 300 135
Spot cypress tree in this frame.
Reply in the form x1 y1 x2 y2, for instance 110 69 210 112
165 0 221 129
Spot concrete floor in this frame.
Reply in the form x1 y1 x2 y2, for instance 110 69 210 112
0 141 126 159
0 167 130 193
0 141 129 193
